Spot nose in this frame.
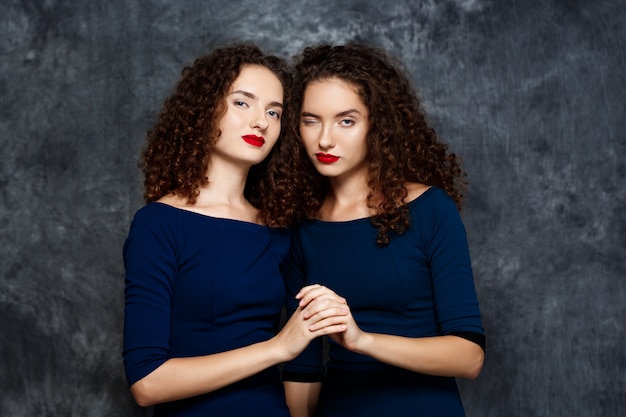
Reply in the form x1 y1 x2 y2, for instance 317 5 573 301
318 126 335 149
250 111 269 131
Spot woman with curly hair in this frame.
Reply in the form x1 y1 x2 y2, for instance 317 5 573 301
280 43 486 417
122 43 349 417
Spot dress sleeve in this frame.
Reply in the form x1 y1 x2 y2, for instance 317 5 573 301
281 226 325 381
122 206 177 386
425 192 484 337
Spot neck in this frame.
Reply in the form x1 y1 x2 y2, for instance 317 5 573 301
321 175 374 221
197 158 250 207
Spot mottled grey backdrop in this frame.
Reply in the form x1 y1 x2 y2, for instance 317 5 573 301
1 0 624 416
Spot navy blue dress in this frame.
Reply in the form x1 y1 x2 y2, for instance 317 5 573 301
123 203 291 417
283 187 484 417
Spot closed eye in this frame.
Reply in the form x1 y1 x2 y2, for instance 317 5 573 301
301 118 319 126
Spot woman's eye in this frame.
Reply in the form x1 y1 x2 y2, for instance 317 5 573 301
268 110 281 119
339 119 354 126
234 100 248 108
301 119 318 126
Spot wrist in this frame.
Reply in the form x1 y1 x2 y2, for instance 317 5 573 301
352 331 375 355
262 337 290 364
269 332 306 363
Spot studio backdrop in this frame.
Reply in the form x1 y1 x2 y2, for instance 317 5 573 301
1 0 624 416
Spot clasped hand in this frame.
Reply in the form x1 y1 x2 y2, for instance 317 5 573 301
296 284 363 353
275 284 364 362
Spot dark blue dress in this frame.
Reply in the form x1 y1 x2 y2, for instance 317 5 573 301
283 187 484 417
123 203 291 417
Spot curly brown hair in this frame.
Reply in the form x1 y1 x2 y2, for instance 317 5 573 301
279 43 466 245
139 42 294 227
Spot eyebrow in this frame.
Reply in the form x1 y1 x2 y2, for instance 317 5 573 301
301 109 362 118
230 90 283 109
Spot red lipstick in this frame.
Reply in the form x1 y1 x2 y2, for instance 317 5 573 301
315 153 340 164
242 135 265 147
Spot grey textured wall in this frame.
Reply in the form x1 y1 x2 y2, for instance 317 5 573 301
1 0 624 416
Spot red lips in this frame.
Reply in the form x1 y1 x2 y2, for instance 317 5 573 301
315 153 340 164
242 135 265 147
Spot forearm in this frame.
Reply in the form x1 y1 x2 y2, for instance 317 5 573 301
130 297 349 407
131 338 286 406
354 333 484 379
283 381 321 417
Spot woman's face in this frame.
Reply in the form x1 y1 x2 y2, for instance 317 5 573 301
299 78 369 181
213 64 284 167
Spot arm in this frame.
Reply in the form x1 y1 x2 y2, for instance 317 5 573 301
131 302 346 407
336 332 483 379
299 286 483 379
280 286 351 416
283 381 321 417
131 337 289 406
280 228 329 415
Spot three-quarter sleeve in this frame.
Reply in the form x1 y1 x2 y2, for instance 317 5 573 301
421 192 484 337
122 207 177 386
281 227 325 381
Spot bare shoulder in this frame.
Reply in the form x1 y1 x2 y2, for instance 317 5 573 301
156 194 188 208
157 194 262 224
156 194 205 215
403 182 430 203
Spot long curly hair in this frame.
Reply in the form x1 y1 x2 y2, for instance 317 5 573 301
280 43 466 245
139 42 294 227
